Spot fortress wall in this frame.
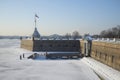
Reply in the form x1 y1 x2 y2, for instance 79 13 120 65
21 40 33 51
80 40 85 55
91 41 120 71
21 40 80 52
21 39 120 70
33 40 80 52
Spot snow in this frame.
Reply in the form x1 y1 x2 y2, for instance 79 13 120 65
1 39 120 80
93 38 120 43
0 39 120 80
81 57 120 80
0 39 101 80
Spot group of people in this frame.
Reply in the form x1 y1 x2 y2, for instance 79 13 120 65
20 52 48 60
20 54 25 60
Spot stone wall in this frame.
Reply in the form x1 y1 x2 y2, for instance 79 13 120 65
21 40 33 51
33 40 80 52
21 40 80 52
91 41 120 71
80 40 85 55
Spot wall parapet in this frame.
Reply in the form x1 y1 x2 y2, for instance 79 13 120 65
91 41 120 71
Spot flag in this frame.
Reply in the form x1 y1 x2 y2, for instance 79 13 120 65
35 14 39 18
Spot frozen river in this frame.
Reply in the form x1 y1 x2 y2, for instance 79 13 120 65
0 39 100 80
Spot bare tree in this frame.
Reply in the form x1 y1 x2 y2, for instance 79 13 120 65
100 30 107 38
112 27 118 38
72 31 79 40
117 25 120 38
65 33 71 40
100 25 120 38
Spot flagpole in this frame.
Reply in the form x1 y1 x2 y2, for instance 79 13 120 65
35 16 36 28
35 14 39 28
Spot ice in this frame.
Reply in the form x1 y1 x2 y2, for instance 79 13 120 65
0 39 114 80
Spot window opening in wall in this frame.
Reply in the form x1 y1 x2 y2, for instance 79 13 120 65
72 45 76 47
99 52 101 58
105 54 107 61
49 45 53 47
57 44 61 47
111 55 114 63
95 50 97 57
40 45 43 47
65 44 68 47
84 43 86 54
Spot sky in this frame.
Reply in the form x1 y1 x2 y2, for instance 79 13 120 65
0 0 120 36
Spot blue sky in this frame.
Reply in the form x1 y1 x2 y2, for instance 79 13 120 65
0 0 120 36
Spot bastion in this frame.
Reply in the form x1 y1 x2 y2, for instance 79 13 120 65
21 39 120 71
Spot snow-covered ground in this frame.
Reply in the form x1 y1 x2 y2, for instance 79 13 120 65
0 39 100 80
0 39 119 80
81 57 120 80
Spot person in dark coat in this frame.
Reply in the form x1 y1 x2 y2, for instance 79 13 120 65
23 54 25 58
20 55 22 60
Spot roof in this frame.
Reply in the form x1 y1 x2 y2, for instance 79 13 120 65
32 27 40 38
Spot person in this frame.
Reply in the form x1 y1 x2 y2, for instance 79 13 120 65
20 36 22 40
46 52 48 55
45 52 48 59
20 55 22 60
23 54 25 58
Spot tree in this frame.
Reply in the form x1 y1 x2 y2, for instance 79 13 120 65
100 30 107 38
117 25 120 38
92 34 100 38
72 31 79 40
100 25 120 38
112 27 118 38
65 33 71 40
